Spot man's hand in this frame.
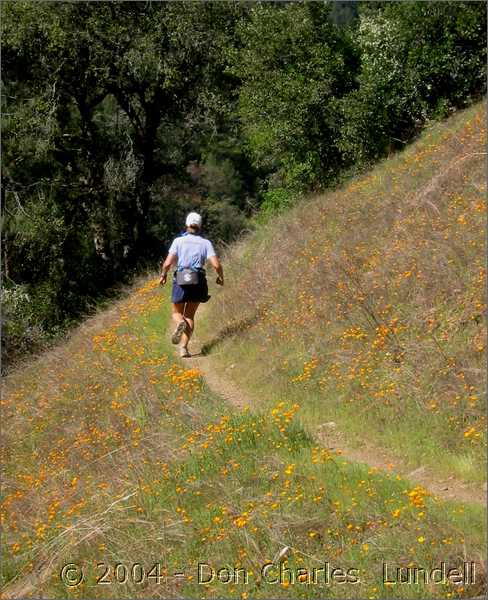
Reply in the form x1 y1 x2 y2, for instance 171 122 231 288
159 273 167 286
216 275 224 286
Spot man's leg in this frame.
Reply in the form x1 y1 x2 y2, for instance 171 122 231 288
171 303 187 344
180 302 200 349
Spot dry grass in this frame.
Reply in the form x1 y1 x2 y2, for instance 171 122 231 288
1 103 486 600
1 273 485 600
1 278 207 596
203 101 487 482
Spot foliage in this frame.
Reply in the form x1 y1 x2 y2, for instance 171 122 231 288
1 0 486 365
232 2 359 191
1 1 251 366
339 1 487 162
259 187 298 219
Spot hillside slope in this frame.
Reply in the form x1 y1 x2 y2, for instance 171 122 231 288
203 101 487 485
1 103 486 600
2 277 485 600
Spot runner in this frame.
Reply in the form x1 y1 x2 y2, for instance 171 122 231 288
159 212 224 357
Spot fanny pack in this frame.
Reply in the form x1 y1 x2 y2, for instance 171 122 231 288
176 268 200 286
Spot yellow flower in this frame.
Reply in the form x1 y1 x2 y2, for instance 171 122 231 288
11 543 21 554
234 515 248 528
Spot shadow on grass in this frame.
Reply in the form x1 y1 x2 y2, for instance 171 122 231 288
201 311 263 356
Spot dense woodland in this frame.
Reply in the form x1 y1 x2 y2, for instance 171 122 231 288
1 1 486 366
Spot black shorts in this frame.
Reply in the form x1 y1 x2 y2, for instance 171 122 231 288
171 272 210 304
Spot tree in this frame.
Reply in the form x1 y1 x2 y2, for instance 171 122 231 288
338 1 487 163
1 1 252 364
231 2 359 197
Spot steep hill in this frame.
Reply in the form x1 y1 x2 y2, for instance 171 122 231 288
1 102 486 600
203 101 487 486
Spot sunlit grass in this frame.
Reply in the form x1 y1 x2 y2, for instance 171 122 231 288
203 101 487 485
1 102 486 599
2 275 485 599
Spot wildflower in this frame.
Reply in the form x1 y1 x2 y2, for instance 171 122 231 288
11 542 21 554
234 514 248 528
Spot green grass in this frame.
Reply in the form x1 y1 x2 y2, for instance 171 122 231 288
2 277 485 599
202 335 486 484
201 100 487 486
2 102 487 599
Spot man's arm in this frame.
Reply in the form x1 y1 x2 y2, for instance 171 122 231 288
159 253 177 285
209 255 224 286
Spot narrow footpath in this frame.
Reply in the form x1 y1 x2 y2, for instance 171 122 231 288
187 320 485 507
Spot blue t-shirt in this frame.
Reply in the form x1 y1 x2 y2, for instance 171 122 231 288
168 233 216 270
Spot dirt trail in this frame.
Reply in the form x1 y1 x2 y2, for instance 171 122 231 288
189 349 251 411
2 326 485 600
315 426 486 505
186 322 485 507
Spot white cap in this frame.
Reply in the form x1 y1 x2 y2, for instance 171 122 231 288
185 212 202 228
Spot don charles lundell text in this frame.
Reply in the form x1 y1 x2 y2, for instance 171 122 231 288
197 562 360 586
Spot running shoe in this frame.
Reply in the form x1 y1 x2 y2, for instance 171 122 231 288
171 320 187 344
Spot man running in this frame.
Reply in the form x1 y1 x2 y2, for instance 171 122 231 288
159 212 224 357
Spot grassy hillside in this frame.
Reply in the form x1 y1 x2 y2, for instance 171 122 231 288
203 101 487 486
1 103 486 600
2 280 484 598
1 281 486 600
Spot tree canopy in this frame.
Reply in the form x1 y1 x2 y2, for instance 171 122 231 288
1 0 486 366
